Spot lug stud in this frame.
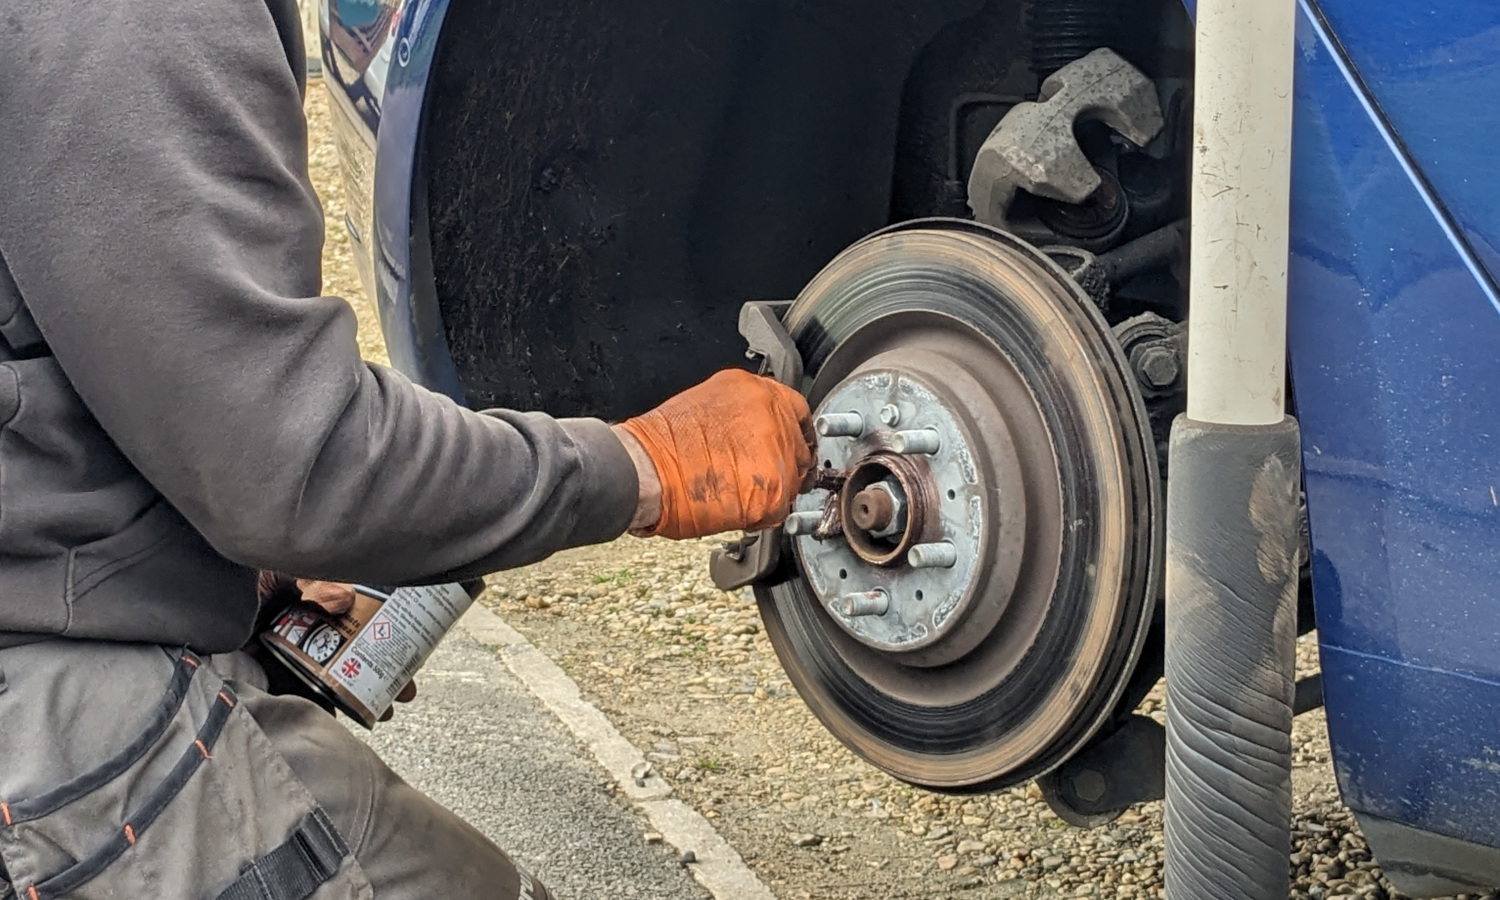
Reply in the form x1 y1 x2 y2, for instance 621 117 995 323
890 429 941 455
907 542 958 569
815 412 865 438
783 511 823 536
838 589 890 617
878 404 901 427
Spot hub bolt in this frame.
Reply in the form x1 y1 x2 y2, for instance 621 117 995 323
815 411 865 438
890 429 941 455
907 542 958 569
1072 769 1108 804
1134 345 1181 390
783 511 823 536
878 404 902 427
838 589 890 617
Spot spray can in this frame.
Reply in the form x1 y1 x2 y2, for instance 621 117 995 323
260 579 485 728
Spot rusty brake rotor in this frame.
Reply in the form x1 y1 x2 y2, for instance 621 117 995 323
757 219 1160 792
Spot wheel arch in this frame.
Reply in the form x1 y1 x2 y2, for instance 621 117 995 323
416 0 1189 418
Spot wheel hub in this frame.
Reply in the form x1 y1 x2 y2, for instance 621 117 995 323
756 220 1160 792
793 351 1027 664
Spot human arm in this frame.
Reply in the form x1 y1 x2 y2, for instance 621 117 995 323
0 3 810 587
0 1 638 584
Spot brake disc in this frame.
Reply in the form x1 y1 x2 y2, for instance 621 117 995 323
757 219 1160 792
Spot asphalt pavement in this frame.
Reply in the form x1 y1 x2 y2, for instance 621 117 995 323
352 628 713 900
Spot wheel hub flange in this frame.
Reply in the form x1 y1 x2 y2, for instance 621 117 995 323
795 360 996 658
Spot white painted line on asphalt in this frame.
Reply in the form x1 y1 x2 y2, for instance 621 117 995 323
638 798 779 900
460 604 778 900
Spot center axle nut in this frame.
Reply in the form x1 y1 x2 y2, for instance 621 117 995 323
837 453 933 566
849 482 906 538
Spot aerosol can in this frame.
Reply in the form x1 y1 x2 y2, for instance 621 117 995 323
261 579 486 728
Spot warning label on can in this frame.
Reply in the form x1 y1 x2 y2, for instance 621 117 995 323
328 583 474 716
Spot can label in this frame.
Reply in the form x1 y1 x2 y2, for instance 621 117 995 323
329 583 472 715
261 581 478 727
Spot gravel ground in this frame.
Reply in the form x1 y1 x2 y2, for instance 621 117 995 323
303 80 1497 900
477 540 1426 900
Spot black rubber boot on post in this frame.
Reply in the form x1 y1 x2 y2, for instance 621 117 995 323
1163 415 1302 900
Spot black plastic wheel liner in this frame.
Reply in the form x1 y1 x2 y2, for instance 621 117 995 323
422 0 1005 420
758 220 1160 793
420 0 1190 420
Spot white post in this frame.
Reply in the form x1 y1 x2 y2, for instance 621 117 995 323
1185 0 1298 426
1164 2 1303 897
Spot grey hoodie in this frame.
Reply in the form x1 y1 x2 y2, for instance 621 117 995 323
0 0 638 652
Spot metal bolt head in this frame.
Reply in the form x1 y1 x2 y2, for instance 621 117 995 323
849 481 907 539
815 411 865 438
839 589 890 617
1072 769 1108 804
850 486 895 532
1135 345 1180 390
878 404 901 428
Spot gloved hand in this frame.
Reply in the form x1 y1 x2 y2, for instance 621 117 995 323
615 368 813 540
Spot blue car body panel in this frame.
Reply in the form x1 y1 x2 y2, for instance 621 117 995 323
1287 0 1500 845
1311 2 1500 286
368 0 466 401
323 0 465 399
324 0 1500 865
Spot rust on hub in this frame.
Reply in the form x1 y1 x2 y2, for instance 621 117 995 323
838 453 932 566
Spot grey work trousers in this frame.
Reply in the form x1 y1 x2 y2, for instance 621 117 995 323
0 639 551 900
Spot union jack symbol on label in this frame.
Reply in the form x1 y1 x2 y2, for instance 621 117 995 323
340 657 362 679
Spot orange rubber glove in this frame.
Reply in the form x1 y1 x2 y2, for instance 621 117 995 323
618 369 814 540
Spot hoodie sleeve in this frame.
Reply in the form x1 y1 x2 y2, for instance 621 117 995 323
0 0 638 583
